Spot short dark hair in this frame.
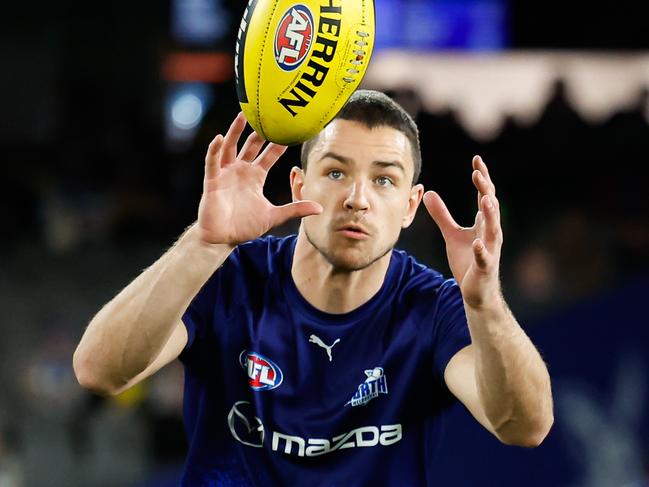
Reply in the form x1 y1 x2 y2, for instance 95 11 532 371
300 90 422 184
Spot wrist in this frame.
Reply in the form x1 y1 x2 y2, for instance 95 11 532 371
463 292 508 320
183 223 236 254
464 295 520 342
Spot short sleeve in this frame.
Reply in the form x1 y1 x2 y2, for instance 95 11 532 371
179 271 220 365
431 279 472 379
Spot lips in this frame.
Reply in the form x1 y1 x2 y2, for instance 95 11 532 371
337 223 369 235
336 222 370 240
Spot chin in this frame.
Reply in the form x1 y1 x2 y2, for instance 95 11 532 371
305 229 395 272
325 248 377 272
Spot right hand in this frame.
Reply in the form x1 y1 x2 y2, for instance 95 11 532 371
197 112 323 245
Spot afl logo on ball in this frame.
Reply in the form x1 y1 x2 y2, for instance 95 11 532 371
240 350 284 391
274 4 314 71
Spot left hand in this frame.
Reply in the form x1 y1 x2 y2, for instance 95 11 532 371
423 155 503 309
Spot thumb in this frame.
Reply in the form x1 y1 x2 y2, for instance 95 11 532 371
423 191 460 238
270 200 323 227
472 238 490 271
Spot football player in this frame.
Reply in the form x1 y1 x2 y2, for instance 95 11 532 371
74 90 553 486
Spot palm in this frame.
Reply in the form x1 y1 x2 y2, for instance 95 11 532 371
423 156 503 308
197 113 322 245
199 163 273 244
443 226 482 288
440 217 501 305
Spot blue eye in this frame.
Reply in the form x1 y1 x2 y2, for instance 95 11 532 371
376 176 394 187
328 170 344 180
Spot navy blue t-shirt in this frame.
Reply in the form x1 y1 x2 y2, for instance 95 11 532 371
179 235 471 486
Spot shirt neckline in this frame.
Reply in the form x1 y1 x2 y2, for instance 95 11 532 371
282 235 400 325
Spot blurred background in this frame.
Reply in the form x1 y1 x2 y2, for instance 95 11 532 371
1 0 648 485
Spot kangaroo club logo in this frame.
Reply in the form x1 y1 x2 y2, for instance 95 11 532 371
240 350 284 391
347 367 389 407
274 4 314 71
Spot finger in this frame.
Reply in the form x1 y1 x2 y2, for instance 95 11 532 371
239 131 266 162
473 210 485 234
423 190 461 239
471 154 481 171
473 155 496 195
472 238 490 271
472 168 499 212
472 169 485 210
480 194 502 248
269 200 323 227
255 142 288 172
205 134 224 179
221 112 247 167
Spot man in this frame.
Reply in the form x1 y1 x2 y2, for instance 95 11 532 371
73 90 553 486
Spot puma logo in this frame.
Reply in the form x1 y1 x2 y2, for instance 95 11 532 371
309 334 341 362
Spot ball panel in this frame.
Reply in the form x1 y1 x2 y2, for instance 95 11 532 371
235 0 259 105
252 0 285 140
236 0 266 137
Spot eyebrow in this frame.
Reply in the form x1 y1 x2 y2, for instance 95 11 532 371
373 160 406 174
318 151 352 165
318 151 406 174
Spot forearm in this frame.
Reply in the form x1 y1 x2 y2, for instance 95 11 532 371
73 223 234 393
465 297 553 446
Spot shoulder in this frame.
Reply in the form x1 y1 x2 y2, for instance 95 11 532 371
389 249 463 314
224 234 295 277
391 248 453 295
198 235 294 311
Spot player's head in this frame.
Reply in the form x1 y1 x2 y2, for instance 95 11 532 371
290 90 424 272
300 90 422 184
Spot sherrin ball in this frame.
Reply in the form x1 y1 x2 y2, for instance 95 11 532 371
235 0 375 145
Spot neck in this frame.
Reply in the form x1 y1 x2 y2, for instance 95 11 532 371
291 228 392 314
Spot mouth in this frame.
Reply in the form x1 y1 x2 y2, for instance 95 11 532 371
336 223 370 240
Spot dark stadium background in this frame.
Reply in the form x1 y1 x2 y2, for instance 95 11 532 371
0 1 648 485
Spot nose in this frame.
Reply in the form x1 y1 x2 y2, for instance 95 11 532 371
343 181 370 212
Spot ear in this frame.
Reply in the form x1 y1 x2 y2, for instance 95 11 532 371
402 183 424 228
290 166 305 202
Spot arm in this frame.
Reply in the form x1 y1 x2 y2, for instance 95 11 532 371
73 225 232 396
444 314 553 447
425 155 553 447
73 113 322 396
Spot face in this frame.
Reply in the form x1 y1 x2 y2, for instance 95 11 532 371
291 119 424 271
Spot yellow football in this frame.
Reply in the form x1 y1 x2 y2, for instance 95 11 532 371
235 0 375 145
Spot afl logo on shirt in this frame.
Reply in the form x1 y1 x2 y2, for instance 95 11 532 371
274 5 314 71
239 350 284 391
